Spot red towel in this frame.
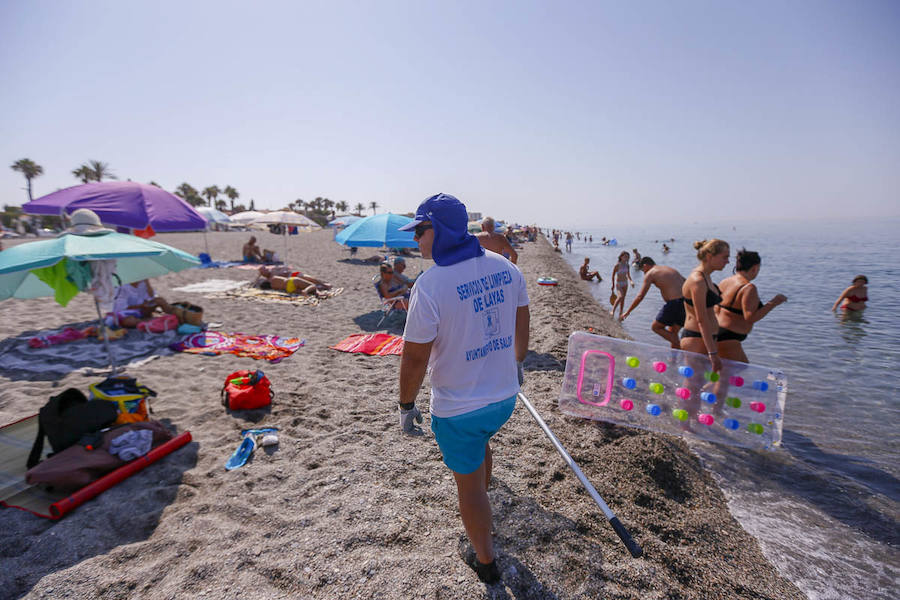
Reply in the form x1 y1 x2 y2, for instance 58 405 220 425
330 333 404 356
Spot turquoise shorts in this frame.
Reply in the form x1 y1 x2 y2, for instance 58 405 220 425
430 395 517 474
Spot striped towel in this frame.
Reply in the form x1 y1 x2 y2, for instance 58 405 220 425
330 333 404 356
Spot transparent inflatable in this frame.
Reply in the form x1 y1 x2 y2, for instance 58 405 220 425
558 332 787 450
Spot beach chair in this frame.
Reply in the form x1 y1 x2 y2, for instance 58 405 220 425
373 275 407 327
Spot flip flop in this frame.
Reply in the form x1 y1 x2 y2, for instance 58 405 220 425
225 435 257 470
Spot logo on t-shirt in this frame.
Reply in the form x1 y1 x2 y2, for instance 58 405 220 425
483 307 500 338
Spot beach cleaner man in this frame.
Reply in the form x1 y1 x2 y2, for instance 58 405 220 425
620 256 686 348
397 194 530 584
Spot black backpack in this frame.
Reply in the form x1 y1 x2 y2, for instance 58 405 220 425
27 388 119 468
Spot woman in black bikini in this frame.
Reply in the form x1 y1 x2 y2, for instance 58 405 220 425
715 249 787 363
680 239 730 373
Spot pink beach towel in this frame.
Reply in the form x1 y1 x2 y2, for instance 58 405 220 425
170 331 304 363
330 333 404 356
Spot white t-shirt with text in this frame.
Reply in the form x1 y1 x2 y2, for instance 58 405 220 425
403 251 529 418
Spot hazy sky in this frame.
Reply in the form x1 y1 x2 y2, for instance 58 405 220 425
2 1 898 227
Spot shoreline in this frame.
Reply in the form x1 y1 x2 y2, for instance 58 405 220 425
0 230 804 599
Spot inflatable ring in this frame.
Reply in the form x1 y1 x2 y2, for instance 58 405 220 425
537 277 558 286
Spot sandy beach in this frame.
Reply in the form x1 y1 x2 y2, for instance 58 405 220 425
0 229 805 599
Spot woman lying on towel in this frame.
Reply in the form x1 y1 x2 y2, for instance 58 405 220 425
253 266 332 297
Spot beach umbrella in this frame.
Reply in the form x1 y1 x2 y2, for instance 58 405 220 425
23 182 207 234
249 211 321 230
229 210 268 224
328 215 362 228
0 222 200 372
334 213 417 248
196 206 232 225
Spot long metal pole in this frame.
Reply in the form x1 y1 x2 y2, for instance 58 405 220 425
93 297 117 375
517 392 643 558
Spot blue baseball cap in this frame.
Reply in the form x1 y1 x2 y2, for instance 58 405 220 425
398 193 468 232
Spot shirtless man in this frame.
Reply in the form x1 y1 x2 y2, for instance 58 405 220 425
242 236 274 263
475 217 518 264
620 257 686 348
579 257 602 282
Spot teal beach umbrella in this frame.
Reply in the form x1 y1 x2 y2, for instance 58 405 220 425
0 229 199 373
0 231 200 301
334 213 417 248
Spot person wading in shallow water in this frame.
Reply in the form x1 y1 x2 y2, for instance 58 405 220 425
397 193 529 585
620 257 686 348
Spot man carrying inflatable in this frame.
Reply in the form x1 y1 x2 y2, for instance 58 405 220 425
397 194 530 585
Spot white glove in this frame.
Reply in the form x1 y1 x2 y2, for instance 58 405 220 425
400 405 424 436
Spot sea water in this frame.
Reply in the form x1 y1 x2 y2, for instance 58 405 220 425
558 217 899 600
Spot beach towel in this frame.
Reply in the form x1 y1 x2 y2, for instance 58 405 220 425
330 333 404 356
0 323 179 379
0 415 191 519
171 279 247 294
170 331 304 363
210 284 344 306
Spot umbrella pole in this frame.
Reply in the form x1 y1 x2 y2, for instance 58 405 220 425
94 297 118 375
204 230 210 256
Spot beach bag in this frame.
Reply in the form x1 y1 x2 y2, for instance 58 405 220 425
172 301 204 326
89 375 157 425
221 369 273 410
137 313 179 333
26 389 119 468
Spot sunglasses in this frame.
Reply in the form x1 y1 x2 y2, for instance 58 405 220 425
413 222 433 238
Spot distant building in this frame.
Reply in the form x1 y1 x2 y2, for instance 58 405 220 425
467 211 482 222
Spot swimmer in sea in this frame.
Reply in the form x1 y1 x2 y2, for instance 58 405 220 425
832 274 868 313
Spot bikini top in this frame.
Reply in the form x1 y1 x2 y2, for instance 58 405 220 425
720 282 764 315
684 275 722 308
847 295 868 303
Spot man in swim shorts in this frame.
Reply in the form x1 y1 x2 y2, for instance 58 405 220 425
398 194 529 585
620 257 686 348
474 217 518 264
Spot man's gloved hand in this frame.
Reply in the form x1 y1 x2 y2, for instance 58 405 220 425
517 361 525 386
400 405 424 436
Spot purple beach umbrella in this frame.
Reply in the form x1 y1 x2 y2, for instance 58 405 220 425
23 182 207 233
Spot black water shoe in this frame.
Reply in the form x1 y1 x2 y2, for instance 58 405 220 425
457 538 501 584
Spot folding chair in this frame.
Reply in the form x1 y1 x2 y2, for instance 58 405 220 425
373 275 407 327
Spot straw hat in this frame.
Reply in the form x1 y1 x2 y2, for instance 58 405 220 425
67 209 111 235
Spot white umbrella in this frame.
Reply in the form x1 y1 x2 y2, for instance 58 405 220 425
229 210 268 224
249 211 321 230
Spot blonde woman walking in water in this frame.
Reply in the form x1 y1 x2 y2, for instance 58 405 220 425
680 239 730 372
610 251 633 318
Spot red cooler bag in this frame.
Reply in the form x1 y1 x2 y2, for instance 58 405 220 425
221 370 273 410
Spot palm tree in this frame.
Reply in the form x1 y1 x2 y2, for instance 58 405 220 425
335 201 348 214
223 185 239 212
174 182 204 207
249 199 255 211
72 166 93 183
369 201 379 215
215 199 227 211
354 202 365 216
88 160 115 181
11 158 44 201
202 185 221 207
148 181 162 188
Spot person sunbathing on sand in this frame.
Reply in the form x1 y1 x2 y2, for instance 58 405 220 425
256 265 331 289
579 257 602 282
253 267 330 297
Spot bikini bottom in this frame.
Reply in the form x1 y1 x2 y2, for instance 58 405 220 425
680 329 719 341
717 327 748 342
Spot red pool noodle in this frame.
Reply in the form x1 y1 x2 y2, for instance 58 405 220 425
49 431 192 519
